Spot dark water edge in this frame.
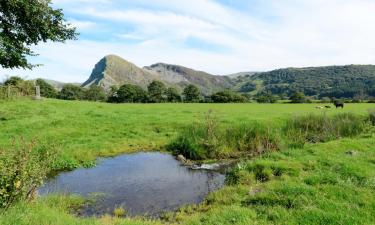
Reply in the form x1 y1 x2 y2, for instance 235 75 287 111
38 152 226 217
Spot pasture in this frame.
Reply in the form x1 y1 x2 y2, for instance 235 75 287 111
0 99 374 225
0 99 372 169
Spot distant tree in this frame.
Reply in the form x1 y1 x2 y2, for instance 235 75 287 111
290 91 307 103
165 87 181 102
58 84 85 100
84 85 106 102
107 85 119 103
239 82 256 93
35 79 57 98
117 84 148 103
255 92 279 103
0 0 77 69
320 97 332 103
183 84 201 103
4 76 23 86
210 90 247 103
148 80 167 103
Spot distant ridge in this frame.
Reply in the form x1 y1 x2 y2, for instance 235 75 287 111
82 55 233 95
81 55 375 98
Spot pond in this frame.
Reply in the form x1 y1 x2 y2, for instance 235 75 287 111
39 152 226 217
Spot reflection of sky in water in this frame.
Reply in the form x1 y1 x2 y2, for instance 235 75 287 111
39 152 225 216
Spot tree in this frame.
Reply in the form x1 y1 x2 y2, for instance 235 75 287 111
290 91 307 103
183 85 201 103
117 84 147 103
239 82 256 93
165 87 181 102
255 92 279 103
58 84 84 100
0 0 77 69
147 80 166 103
84 85 106 102
210 90 247 103
4 76 23 86
107 86 119 103
35 79 57 98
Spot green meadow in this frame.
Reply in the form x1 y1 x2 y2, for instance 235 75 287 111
0 99 374 225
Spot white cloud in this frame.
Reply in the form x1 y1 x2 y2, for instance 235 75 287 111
68 19 97 30
1 0 375 83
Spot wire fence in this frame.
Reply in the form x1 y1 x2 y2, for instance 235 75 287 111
0 86 31 100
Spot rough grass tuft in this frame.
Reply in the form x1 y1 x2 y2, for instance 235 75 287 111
284 113 369 148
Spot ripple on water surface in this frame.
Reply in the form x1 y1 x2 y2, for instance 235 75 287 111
39 152 225 217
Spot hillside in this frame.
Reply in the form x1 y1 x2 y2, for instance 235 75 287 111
82 55 160 90
81 56 375 98
82 55 233 95
144 63 233 94
233 65 375 98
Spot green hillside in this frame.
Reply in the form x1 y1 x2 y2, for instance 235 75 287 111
233 65 375 99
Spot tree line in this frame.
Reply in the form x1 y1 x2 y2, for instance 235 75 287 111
3 76 372 103
1 77 247 103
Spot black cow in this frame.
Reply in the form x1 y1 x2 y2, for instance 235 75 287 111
334 102 344 109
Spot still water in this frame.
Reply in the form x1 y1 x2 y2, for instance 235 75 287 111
39 152 225 217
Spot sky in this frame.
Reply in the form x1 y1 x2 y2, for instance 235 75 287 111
1 0 375 83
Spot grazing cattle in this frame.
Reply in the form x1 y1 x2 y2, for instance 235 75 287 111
325 106 331 109
334 102 344 109
315 106 324 109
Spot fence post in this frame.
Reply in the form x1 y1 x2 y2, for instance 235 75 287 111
7 85 11 99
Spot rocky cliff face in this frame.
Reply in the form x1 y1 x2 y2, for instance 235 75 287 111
82 55 161 90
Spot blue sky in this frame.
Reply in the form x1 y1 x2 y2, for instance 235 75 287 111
1 0 375 83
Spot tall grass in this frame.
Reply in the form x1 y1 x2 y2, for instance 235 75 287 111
368 109 375 126
167 111 280 160
284 113 369 148
168 111 371 160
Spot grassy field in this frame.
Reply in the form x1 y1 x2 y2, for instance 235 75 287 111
0 99 374 225
0 99 372 169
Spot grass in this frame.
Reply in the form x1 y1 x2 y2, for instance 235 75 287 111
0 98 372 169
0 99 374 224
2 138 373 225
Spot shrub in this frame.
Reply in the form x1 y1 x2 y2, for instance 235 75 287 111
84 85 106 102
289 91 307 103
58 84 85 100
0 139 56 209
113 206 126 217
210 90 247 103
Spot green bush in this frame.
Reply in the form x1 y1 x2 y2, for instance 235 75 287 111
0 139 56 209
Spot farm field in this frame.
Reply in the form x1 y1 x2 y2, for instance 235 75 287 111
0 99 374 225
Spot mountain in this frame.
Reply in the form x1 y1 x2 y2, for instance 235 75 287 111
82 55 160 90
42 79 81 91
82 55 233 95
143 63 233 94
82 55 375 98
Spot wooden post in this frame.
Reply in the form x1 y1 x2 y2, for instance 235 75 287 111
7 85 11 99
